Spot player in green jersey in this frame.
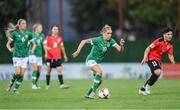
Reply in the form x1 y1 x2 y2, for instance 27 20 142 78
6 19 36 94
29 23 45 90
72 25 125 98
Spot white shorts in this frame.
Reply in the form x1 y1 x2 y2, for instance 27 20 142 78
29 55 42 66
86 60 98 67
12 57 29 68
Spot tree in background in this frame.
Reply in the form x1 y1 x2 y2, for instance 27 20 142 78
0 0 26 39
68 0 178 39
125 0 178 38
68 0 119 37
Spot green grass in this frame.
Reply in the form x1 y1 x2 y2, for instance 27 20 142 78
0 79 180 109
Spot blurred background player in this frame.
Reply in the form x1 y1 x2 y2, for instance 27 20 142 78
44 25 69 89
29 23 45 90
72 24 125 99
6 19 36 94
139 28 176 95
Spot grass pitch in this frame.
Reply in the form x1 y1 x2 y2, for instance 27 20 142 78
0 79 180 109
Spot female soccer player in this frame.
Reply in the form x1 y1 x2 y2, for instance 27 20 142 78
72 24 125 98
29 23 45 90
139 28 176 95
6 19 36 94
44 25 69 89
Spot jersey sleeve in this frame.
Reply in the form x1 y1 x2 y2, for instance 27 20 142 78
9 32 15 41
110 38 117 47
168 45 174 55
90 37 99 45
148 39 160 50
28 32 34 42
42 33 46 40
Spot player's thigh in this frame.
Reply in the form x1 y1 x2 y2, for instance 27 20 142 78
91 64 103 75
154 69 161 76
37 66 42 73
20 67 26 75
148 60 161 76
56 66 63 74
14 67 21 75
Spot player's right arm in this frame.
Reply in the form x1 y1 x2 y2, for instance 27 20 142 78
72 39 91 58
43 37 51 57
141 39 160 64
6 33 14 52
141 47 150 64
6 40 14 52
168 45 175 64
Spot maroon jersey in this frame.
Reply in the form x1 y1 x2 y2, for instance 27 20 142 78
146 37 174 62
44 35 64 59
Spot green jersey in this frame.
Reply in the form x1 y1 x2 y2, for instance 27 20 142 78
29 33 45 57
86 36 117 63
9 29 33 57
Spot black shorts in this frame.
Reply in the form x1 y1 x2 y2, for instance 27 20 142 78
46 59 62 68
147 60 161 73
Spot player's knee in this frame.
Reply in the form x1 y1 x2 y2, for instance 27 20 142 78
96 71 103 76
154 69 161 76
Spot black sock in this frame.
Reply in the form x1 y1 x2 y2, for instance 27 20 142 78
145 73 159 86
46 75 50 86
58 74 64 85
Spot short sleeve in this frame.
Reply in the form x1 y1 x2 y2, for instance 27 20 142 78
168 45 174 55
148 39 160 50
9 32 15 41
42 33 46 41
110 38 117 47
28 32 34 42
91 37 99 45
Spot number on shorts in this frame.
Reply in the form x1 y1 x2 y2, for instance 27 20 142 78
152 61 157 67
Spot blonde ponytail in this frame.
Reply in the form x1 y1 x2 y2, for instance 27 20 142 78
5 19 26 38
5 23 17 38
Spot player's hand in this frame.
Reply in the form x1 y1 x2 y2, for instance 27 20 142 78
72 51 79 58
141 59 145 65
64 56 68 62
120 39 125 46
9 48 14 52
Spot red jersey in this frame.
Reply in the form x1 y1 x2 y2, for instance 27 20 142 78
44 35 64 59
147 37 174 62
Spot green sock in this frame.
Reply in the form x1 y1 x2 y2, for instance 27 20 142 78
92 74 101 93
10 73 18 84
14 75 23 91
86 81 102 96
32 71 37 85
86 87 93 96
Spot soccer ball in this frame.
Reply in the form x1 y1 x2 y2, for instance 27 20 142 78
98 88 110 99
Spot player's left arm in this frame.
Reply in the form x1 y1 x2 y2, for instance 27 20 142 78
113 39 125 52
31 40 36 54
168 54 175 64
29 33 36 54
168 46 175 64
60 42 68 62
